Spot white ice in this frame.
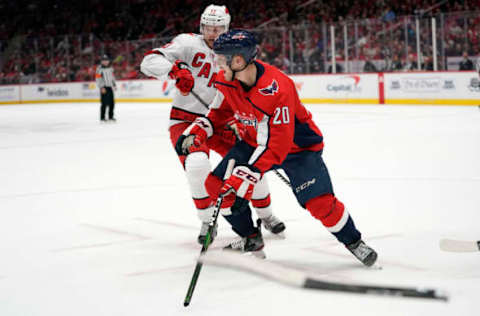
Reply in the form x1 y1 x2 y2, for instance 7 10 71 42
0 102 479 316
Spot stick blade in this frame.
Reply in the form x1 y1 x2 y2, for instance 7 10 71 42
439 239 480 253
198 250 306 287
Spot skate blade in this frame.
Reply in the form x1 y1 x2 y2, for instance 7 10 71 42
250 249 266 259
222 248 266 259
370 263 383 270
272 231 286 239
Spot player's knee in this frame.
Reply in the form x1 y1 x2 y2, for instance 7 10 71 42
205 172 223 200
305 194 345 228
184 152 210 179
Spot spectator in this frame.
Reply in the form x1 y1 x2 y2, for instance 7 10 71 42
328 63 343 73
459 51 474 70
403 54 418 71
422 56 434 71
389 54 403 71
363 57 378 72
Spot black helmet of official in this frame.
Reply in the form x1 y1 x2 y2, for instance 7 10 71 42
101 54 110 61
213 29 257 66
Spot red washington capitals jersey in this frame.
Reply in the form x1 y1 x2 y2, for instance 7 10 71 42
207 60 324 173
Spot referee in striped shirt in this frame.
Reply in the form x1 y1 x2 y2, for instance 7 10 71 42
95 54 117 122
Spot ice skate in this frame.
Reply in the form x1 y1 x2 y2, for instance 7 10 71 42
224 220 265 259
197 221 217 245
261 214 286 236
346 239 378 267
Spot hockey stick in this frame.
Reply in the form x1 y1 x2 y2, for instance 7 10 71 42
183 159 236 307
439 238 480 253
199 251 448 301
189 90 293 188
190 90 209 110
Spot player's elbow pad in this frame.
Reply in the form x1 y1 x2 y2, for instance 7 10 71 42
140 54 171 78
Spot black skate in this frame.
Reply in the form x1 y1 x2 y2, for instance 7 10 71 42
346 239 378 267
197 221 218 245
224 219 265 258
261 214 286 235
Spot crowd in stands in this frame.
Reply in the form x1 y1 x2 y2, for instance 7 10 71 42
0 0 479 84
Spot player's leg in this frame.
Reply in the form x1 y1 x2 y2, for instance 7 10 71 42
281 150 377 266
205 141 265 256
251 177 286 235
170 123 216 244
208 134 285 236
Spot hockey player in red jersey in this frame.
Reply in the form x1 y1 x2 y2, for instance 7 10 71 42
140 6 285 244
176 29 378 266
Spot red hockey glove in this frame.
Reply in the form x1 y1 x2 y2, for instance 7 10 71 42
168 60 194 95
174 118 212 155
225 118 246 141
219 165 261 208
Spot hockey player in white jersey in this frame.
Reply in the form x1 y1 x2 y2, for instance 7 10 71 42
140 4 285 244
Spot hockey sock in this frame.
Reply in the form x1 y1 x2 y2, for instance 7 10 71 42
222 203 256 237
306 194 361 245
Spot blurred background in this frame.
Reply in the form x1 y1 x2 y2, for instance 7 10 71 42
0 0 479 85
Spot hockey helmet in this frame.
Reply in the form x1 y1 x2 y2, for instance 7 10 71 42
200 4 231 33
213 29 257 66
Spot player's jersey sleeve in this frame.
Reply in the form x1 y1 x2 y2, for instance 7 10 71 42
140 34 195 79
248 83 296 173
205 88 234 135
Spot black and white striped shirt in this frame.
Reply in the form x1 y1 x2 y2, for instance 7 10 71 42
476 57 480 74
95 65 116 88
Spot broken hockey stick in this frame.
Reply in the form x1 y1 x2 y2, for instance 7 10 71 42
189 90 293 188
439 239 480 253
199 251 448 301
183 158 236 307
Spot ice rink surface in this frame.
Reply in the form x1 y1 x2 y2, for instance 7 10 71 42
0 102 479 316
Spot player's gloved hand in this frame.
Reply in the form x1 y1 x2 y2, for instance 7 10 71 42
168 60 194 95
225 118 246 141
174 118 211 155
219 165 261 208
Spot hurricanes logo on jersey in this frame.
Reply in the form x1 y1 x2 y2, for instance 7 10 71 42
259 80 279 96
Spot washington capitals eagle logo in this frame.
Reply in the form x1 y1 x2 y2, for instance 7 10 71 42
259 80 279 96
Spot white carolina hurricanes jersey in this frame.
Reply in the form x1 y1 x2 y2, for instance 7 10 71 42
141 33 219 127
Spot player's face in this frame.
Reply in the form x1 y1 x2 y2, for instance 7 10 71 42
202 25 227 48
215 54 234 81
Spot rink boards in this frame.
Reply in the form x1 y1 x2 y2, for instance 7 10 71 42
1 71 479 105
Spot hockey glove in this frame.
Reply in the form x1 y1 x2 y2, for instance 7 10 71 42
225 118 246 141
168 60 194 95
174 118 212 155
220 165 261 208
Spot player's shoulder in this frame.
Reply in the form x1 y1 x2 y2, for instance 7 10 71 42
214 70 237 90
257 61 294 89
173 33 203 46
255 61 294 96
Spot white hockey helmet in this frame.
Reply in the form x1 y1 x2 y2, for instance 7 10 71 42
200 4 231 33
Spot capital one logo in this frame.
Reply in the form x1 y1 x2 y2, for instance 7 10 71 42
327 75 361 93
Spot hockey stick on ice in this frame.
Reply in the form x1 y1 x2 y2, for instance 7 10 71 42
199 251 448 301
189 90 293 188
183 158 236 307
439 239 480 253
